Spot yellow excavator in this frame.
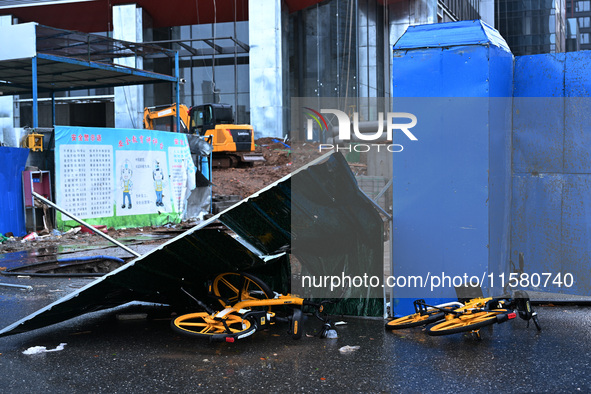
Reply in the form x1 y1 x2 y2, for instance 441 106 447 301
143 103 264 167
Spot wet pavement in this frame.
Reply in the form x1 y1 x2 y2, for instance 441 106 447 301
0 276 590 393
0 238 172 278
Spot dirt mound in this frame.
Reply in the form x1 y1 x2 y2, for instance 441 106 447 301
211 138 325 198
257 137 292 166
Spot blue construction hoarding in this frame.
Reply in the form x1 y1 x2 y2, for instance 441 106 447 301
0 147 29 237
391 21 591 316
391 21 513 315
512 52 591 295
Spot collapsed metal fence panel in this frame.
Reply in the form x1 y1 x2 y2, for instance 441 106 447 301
0 152 384 337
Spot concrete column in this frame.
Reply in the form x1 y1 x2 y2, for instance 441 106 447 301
248 0 284 139
388 0 437 55
113 4 144 129
0 15 14 145
479 0 495 26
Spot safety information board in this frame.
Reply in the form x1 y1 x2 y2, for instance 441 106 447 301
54 126 196 229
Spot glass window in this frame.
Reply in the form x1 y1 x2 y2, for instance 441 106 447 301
576 1 590 12
581 33 590 44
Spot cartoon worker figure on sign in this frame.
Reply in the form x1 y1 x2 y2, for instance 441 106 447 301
153 160 165 207
120 159 133 209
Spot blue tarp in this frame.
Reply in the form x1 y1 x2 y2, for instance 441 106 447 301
393 20 510 52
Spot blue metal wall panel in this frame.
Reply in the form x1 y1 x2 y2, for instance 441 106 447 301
565 51 591 97
391 98 490 301
440 45 491 96
561 175 591 294
511 174 563 290
512 173 590 295
488 46 514 283
0 147 29 237
513 97 565 174
565 52 591 173
393 46 491 97
513 54 565 97
392 48 438 97
489 46 514 97
512 51 591 297
513 54 565 174
564 96 591 174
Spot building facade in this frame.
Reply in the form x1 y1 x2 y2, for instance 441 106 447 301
0 0 490 140
566 0 591 50
495 0 567 56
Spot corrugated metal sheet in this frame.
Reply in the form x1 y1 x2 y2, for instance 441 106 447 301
393 20 510 53
0 147 29 237
0 152 385 337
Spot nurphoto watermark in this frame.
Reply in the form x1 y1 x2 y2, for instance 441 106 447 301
303 107 418 153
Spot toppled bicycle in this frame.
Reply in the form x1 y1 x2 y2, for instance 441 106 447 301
171 272 336 342
386 290 541 339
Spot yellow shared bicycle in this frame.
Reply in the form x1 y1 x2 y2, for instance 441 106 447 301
386 290 541 339
171 272 334 342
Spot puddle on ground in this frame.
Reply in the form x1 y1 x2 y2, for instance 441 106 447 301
0 233 173 273
0 246 137 276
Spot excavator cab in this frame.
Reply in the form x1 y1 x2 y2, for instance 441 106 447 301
189 103 234 136
187 104 262 167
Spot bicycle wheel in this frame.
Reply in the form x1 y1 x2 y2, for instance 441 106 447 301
212 272 274 308
290 307 303 340
171 311 256 341
386 309 446 330
425 310 507 336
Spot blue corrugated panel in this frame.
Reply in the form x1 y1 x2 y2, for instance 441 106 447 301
393 20 510 53
0 147 29 237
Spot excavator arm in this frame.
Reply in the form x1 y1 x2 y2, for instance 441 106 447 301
143 104 191 133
